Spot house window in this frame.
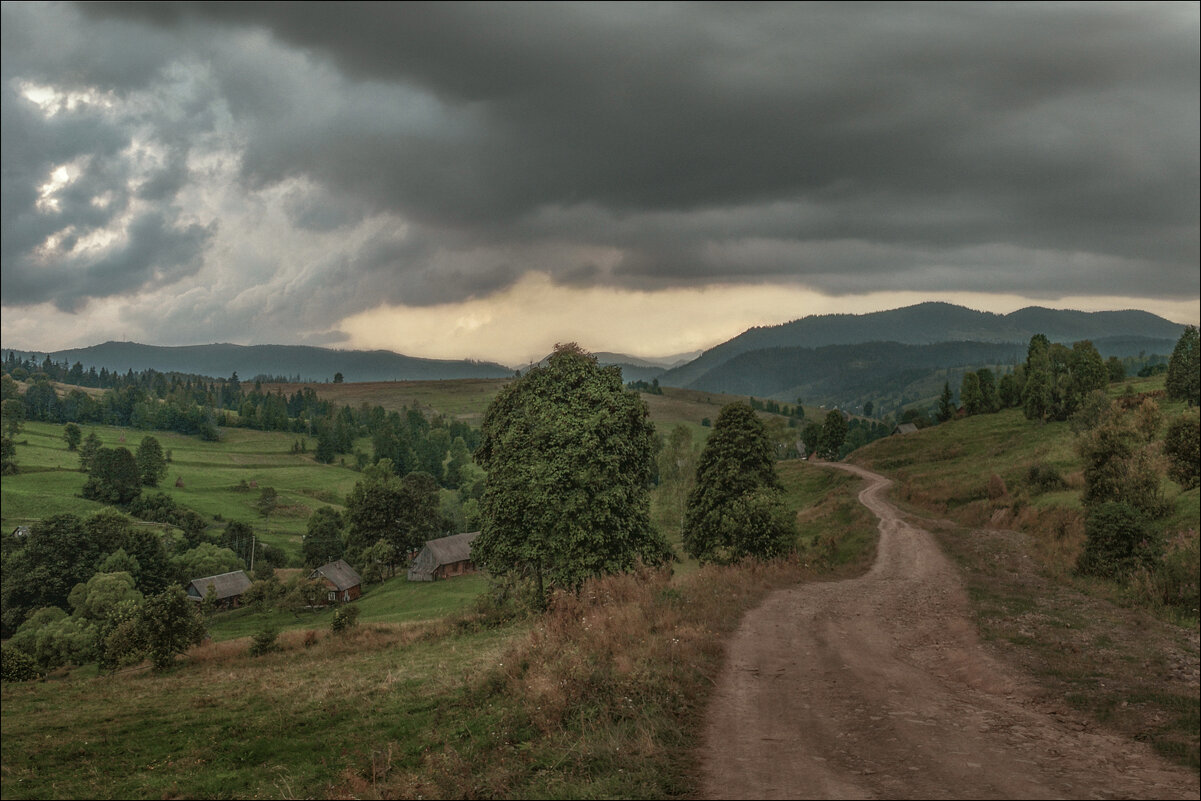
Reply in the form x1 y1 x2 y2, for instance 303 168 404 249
328 591 337 601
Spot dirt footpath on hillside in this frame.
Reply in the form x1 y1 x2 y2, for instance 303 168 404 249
698 463 1199 800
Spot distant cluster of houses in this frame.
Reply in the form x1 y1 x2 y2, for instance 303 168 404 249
185 531 481 609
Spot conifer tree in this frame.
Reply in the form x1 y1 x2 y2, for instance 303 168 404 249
683 403 795 564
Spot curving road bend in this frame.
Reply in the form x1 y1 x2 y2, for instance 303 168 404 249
699 462 1199 800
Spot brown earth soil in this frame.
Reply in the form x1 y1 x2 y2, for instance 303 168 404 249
699 462 1200 800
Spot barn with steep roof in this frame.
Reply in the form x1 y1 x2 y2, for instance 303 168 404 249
186 570 252 609
310 559 363 603
407 531 480 582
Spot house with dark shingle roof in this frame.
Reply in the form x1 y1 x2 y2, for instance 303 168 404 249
407 531 480 582
310 559 362 603
186 570 252 609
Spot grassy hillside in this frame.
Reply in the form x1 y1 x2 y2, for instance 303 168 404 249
2 422 363 562
850 374 1200 769
3 379 807 567
260 378 510 423
260 378 803 433
5 370 1194 797
204 572 491 642
1 460 876 799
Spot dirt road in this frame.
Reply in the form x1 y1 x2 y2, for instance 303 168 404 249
699 463 1199 800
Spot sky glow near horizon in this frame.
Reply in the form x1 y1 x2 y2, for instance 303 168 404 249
1 3 1197 364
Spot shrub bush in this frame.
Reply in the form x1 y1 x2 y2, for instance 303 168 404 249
1025 462 1066 494
1 645 40 682
1163 411 1200 490
249 627 281 656
330 605 361 634
1077 501 1160 578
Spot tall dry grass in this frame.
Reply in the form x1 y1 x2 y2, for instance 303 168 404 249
359 559 815 799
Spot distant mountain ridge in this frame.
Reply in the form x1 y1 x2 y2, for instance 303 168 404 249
7 303 1186 401
16 341 513 383
515 350 702 383
660 302 1185 390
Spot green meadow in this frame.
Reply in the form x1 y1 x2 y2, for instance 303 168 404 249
205 572 491 642
2 422 365 562
1 453 877 799
851 373 1200 768
3 373 1196 796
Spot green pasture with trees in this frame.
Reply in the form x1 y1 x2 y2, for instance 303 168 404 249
2 328 1197 796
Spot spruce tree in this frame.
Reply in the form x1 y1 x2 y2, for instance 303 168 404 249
1166 325 1199 406
683 403 795 565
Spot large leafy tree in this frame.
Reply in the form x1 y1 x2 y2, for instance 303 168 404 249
78 432 102 472
344 466 442 575
975 368 998 413
937 381 956 422
1166 325 1200 406
172 543 244 582
1023 334 1053 420
820 409 848 459
68 571 143 622
0 436 15 475
303 507 346 568
473 344 669 604
2 398 24 438
137 585 205 670
959 372 983 416
683 403 796 564
0 514 103 636
63 423 82 452
81 447 142 505
1062 340 1108 418
1164 410 1200 489
135 435 168 487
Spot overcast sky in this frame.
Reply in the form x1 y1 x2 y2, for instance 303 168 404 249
2 2 1197 365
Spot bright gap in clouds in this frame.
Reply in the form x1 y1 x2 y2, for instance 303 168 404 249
338 272 1201 367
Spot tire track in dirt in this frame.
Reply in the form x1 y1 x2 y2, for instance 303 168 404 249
698 462 1199 800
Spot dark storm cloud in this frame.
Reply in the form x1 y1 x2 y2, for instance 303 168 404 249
1 3 216 311
4 1 1197 341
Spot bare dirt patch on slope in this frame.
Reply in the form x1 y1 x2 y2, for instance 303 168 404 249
698 463 1199 799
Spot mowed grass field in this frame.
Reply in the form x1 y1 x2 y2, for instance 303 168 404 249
205 572 491 642
2 422 365 562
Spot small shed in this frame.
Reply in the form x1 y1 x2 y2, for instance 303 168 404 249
186 570 252 608
892 423 919 435
408 531 480 582
310 559 362 603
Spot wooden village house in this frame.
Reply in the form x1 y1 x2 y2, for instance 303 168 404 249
310 559 363 604
407 531 480 581
186 570 252 609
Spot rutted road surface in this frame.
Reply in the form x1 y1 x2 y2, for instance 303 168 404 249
699 463 1199 800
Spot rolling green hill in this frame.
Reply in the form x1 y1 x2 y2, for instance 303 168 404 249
848 373 1198 769
17 341 513 383
658 302 1184 405
2 368 1195 798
